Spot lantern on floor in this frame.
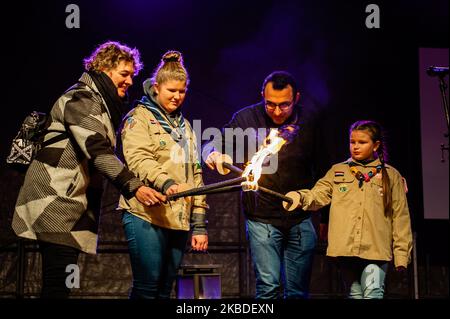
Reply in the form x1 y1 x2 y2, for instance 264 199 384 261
176 264 222 299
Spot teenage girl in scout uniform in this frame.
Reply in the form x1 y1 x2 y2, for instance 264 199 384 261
118 51 208 299
285 120 412 299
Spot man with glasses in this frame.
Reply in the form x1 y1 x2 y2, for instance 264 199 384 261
206 71 326 299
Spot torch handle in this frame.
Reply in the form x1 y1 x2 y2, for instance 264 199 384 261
222 162 293 204
199 184 243 195
167 176 246 200
258 186 293 204
222 162 244 175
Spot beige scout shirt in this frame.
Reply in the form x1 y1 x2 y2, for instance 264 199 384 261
118 105 208 231
298 159 412 268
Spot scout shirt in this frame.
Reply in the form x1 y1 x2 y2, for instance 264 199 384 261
298 158 412 268
118 105 208 232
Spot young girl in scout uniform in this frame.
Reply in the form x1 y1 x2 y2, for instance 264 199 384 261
285 120 412 299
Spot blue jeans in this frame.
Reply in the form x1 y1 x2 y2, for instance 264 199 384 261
122 211 189 299
246 218 317 299
338 257 388 299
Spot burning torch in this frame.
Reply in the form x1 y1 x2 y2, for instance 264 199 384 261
167 126 302 212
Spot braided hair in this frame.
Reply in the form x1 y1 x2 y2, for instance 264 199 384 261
350 120 392 216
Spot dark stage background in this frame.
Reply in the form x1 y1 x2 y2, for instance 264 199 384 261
0 0 448 299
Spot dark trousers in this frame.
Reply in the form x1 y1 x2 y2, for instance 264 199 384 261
39 241 80 298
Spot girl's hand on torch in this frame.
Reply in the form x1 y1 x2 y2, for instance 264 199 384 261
167 183 192 203
283 191 303 212
165 184 179 196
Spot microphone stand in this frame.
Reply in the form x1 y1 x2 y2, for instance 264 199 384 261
438 75 449 130
435 74 449 162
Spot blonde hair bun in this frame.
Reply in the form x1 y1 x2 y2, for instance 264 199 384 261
149 50 189 86
162 51 182 63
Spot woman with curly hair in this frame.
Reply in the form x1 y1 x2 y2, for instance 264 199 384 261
12 41 165 298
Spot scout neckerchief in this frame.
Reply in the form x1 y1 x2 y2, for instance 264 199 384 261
138 95 186 142
138 95 192 173
348 160 383 188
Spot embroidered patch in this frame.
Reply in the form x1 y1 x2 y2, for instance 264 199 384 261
126 117 136 130
159 140 166 148
335 171 344 177
338 184 348 193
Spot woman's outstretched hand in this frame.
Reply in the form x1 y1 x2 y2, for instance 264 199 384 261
135 186 166 206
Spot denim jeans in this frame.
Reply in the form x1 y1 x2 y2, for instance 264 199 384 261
246 218 317 299
122 211 189 299
338 257 388 299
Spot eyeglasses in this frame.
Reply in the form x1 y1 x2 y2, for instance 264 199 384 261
265 100 293 111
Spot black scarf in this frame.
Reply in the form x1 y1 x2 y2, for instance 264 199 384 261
88 71 127 132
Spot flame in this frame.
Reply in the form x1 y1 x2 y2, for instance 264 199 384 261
241 129 287 191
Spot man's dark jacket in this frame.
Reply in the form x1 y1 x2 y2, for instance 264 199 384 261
211 102 327 230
